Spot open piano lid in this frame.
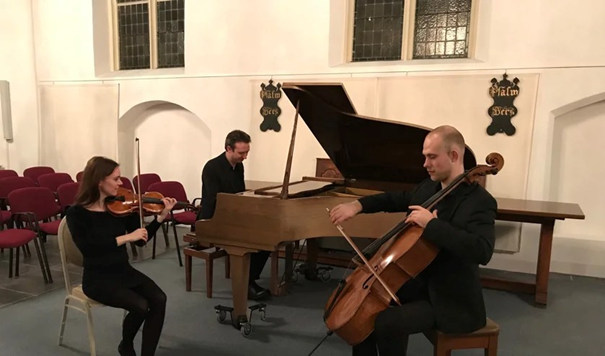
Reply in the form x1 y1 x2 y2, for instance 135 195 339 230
282 82 477 186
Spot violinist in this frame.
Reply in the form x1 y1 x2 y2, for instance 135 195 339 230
330 125 497 356
65 156 177 356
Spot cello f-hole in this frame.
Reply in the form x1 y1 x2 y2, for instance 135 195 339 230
362 265 380 289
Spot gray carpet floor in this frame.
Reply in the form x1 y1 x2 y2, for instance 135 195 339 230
0 238 604 356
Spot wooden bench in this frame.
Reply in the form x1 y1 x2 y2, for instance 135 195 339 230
184 246 230 298
424 318 499 356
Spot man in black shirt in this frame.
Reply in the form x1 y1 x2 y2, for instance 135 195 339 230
197 130 270 300
330 125 497 356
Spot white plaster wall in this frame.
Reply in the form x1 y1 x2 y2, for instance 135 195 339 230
7 0 604 276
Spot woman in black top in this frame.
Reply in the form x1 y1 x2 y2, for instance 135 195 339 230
66 157 176 356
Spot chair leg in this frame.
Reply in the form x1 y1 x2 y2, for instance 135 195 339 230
206 257 213 298
15 246 20 277
32 237 49 283
434 335 450 356
162 222 170 246
58 298 69 345
486 335 498 356
185 254 192 292
21 244 29 258
36 235 53 283
171 223 183 267
152 230 157 259
225 254 230 279
85 304 97 356
8 248 13 278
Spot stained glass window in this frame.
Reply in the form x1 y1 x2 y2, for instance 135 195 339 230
412 0 472 59
352 0 405 62
115 0 185 70
157 0 185 68
117 2 151 70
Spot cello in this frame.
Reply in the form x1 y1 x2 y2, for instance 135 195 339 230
322 152 504 346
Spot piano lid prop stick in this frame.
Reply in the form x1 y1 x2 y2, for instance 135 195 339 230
326 208 401 306
279 100 300 200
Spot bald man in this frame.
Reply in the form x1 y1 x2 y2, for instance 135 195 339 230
330 125 497 356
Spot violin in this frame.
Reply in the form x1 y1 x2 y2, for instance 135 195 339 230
108 138 194 225
322 153 504 346
106 186 194 216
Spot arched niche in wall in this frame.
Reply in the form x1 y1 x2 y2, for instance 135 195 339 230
118 100 211 202
549 92 605 241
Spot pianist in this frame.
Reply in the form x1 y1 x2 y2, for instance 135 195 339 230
329 125 497 356
196 129 271 301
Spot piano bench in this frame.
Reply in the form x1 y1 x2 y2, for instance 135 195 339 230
184 246 230 298
423 318 500 356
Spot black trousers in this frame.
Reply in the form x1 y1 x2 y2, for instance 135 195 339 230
352 277 435 356
190 222 269 283
250 250 271 281
83 267 167 356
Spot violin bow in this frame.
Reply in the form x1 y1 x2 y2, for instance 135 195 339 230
135 138 144 228
326 209 401 306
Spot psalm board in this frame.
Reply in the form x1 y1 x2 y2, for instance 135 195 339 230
487 73 520 136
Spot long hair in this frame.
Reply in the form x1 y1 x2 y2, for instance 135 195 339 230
75 156 119 207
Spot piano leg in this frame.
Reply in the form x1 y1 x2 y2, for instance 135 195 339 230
229 251 251 327
305 239 319 280
270 243 295 296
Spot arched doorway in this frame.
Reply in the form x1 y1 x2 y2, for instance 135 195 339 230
118 101 211 201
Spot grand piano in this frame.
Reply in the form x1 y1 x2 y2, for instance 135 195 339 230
185 82 490 334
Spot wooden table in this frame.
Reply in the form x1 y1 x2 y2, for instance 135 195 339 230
481 197 584 307
276 197 585 308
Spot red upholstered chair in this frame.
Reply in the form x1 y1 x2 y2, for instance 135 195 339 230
0 177 37 228
0 177 37 257
38 173 74 197
8 187 61 283
76 171 84 182
23 166 55 185
57 182 80 214
0 169 18 179
0 177 37 199
147 181 200 267
120 176 134 191
0 225 48 282
132 173 161 194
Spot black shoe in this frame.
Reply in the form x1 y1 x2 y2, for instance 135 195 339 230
248 282 269 301
250 280 270 294
118 341 136 356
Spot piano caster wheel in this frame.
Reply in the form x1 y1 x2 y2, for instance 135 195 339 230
247 303 267 322
294 263 307 282
240 322 253 338
216 310 227 323
214 305 233 324
317 267 333 282
259 308 266 321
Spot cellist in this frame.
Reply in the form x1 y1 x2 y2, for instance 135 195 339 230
329 125 498 356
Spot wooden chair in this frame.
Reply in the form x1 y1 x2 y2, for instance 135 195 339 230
184 246 230 298
57 218 126 356
424 318 499 356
